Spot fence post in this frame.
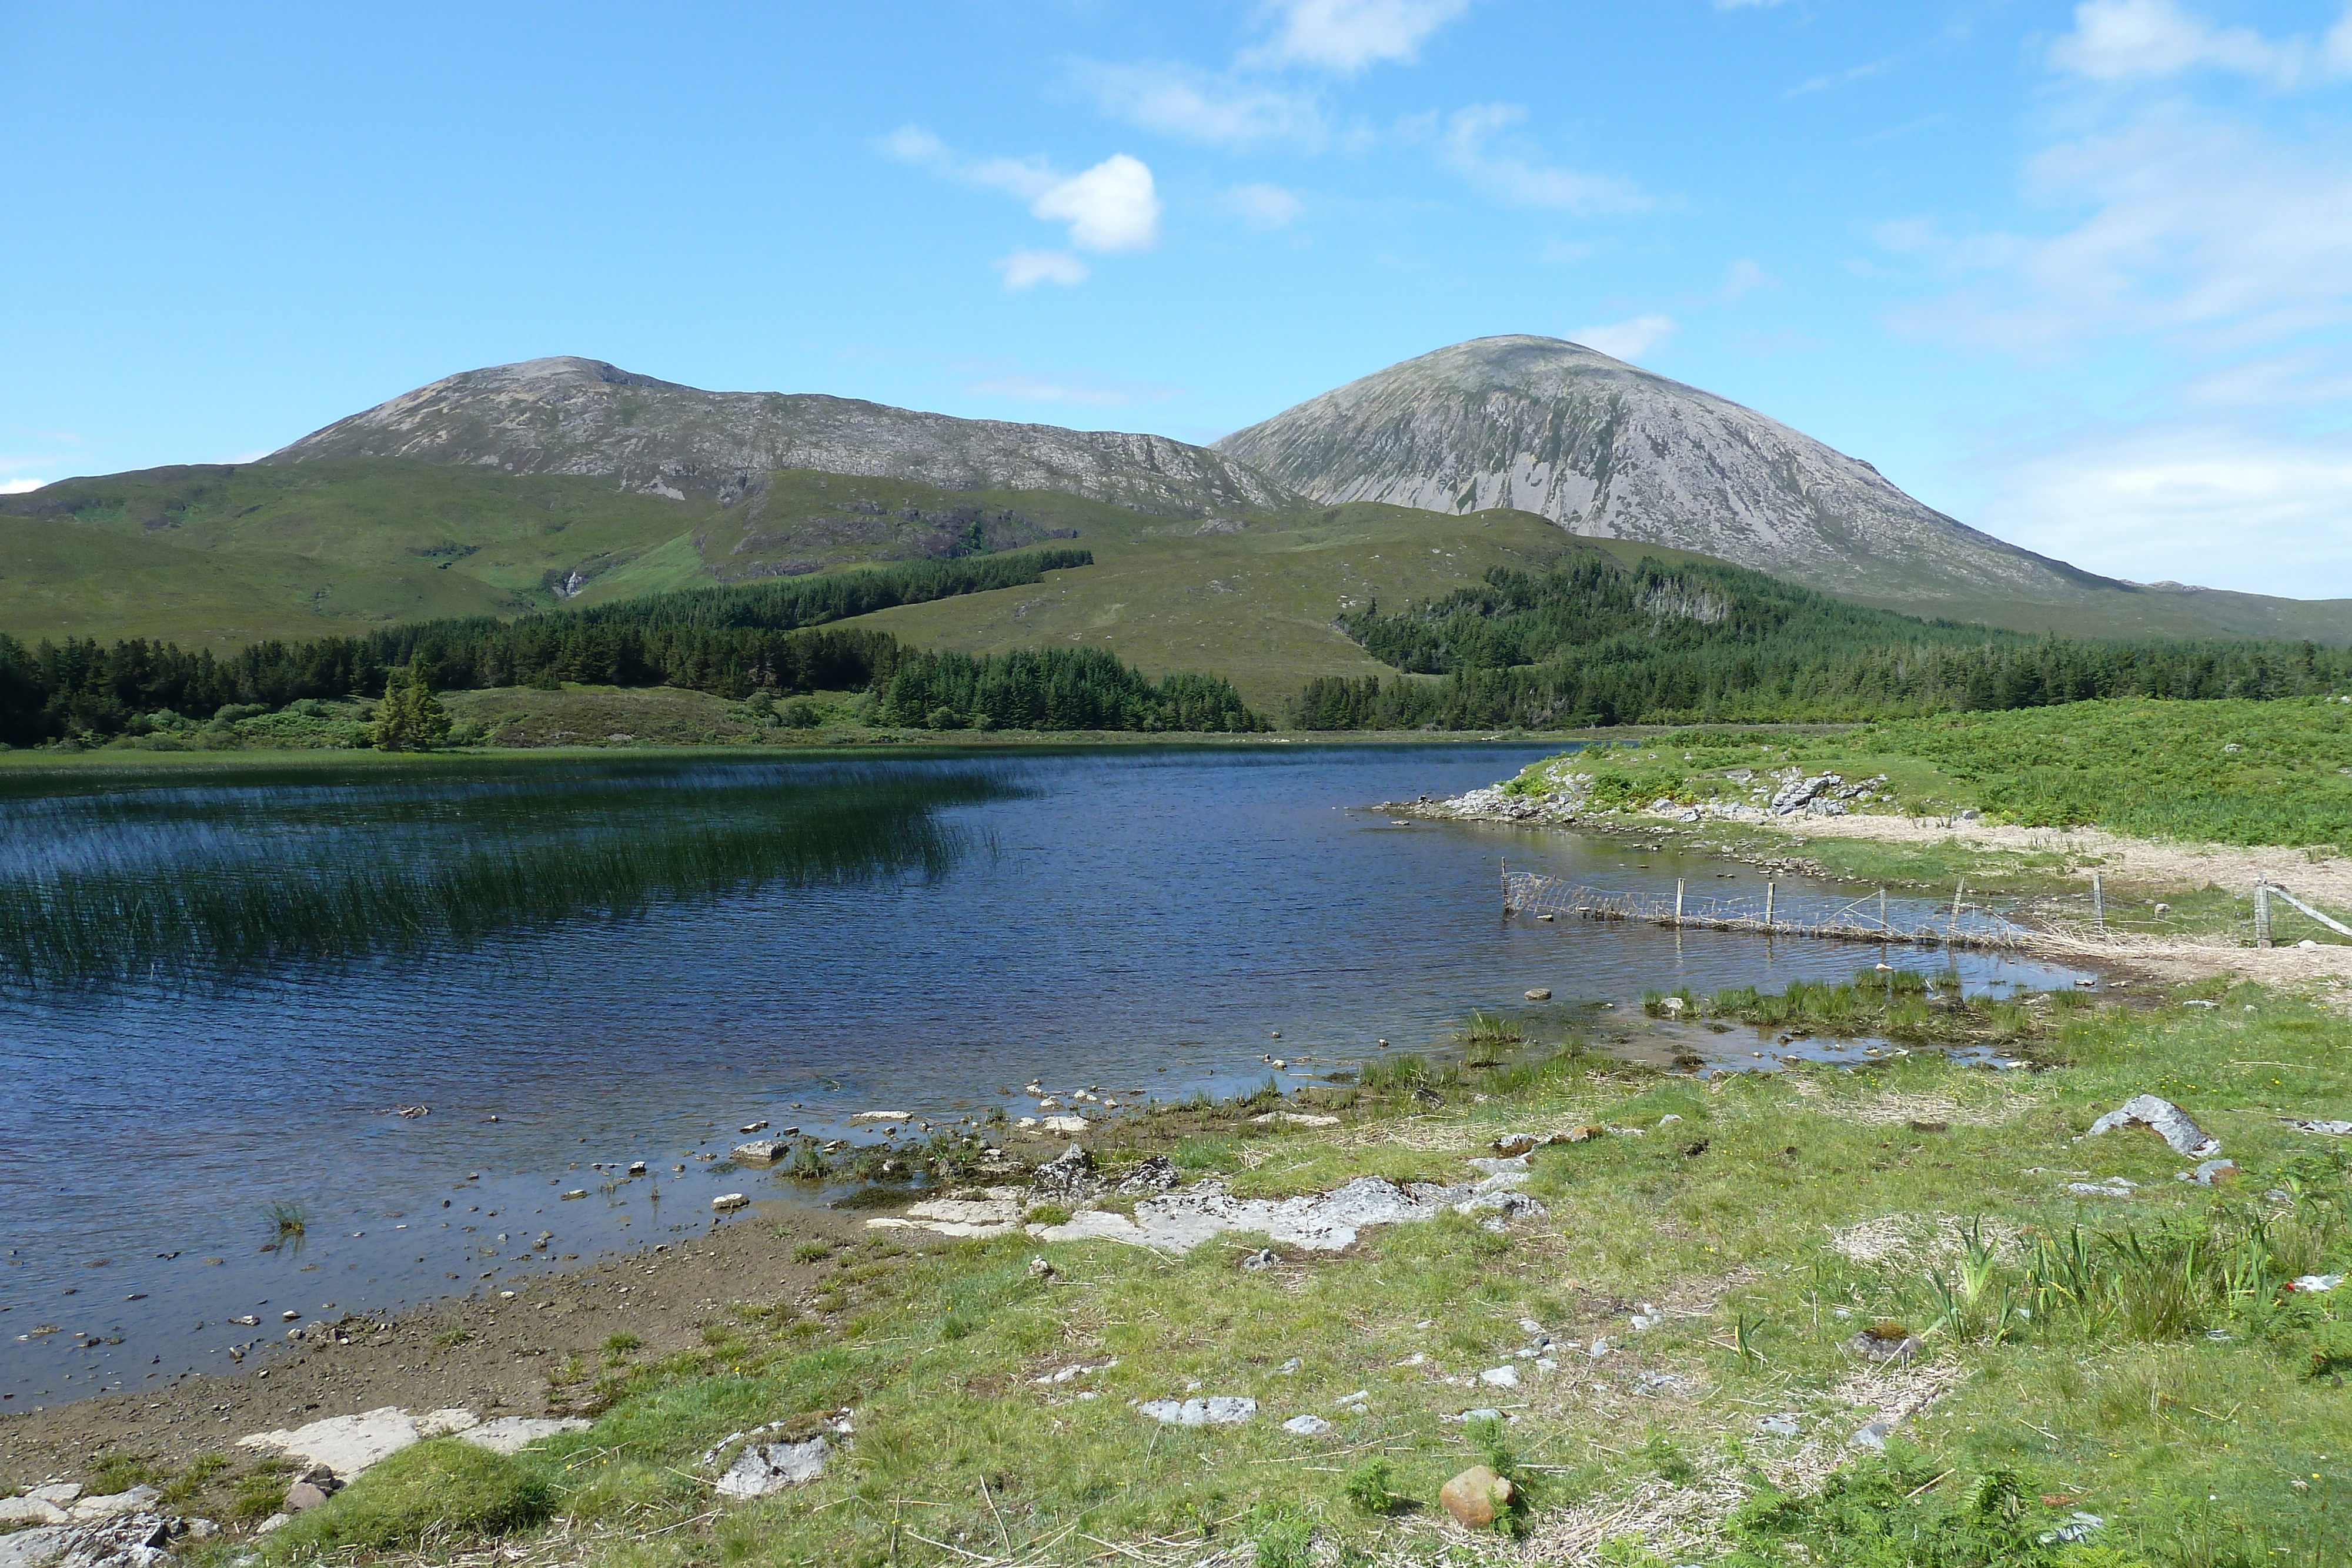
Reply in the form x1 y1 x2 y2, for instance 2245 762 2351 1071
1879 888 1887 931
2255 881 2273 947
1676 879 1685 923
1764 881 1775 930
1949 881 1965 944
2093 871 2105 935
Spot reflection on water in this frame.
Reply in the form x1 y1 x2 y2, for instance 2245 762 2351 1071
0 760 1012 987
0 744 2089 1405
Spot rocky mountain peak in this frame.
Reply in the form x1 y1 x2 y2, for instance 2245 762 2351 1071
1215 335 2114 608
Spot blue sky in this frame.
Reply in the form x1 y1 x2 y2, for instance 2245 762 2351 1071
5 1 2352 597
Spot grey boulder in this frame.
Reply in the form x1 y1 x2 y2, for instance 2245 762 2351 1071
713 1437 828 1498
2087 1095 2220 1158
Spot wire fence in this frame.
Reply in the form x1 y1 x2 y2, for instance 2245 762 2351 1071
1501 863 2029 951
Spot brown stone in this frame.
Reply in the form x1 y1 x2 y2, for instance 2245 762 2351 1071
1439 1465 1515 1529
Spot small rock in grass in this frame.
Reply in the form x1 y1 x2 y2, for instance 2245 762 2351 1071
2283 1117 2352 1136
2085 1095 2220 1158
1138 1397 1256 1426
1479 1365 1519 1388
1850 1419 1895 1450
1439 1465 1516 1529
1757 1414 1800 1437
1845 1323 1922 1364
714 1437 827 1497
1282 1414 1333 1436
1240 1247 1279 1272
1027 1256 1057 1281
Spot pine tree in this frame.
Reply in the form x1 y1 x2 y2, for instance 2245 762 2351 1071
371 665 452 752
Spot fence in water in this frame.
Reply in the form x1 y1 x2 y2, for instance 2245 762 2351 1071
1501 862 2029 951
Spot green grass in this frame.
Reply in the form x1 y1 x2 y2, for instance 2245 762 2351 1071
1510 697 2352 848
330 982 2351 1566
259 1438 553 1556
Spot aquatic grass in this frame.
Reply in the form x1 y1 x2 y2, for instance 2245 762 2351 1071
0 759 1015 987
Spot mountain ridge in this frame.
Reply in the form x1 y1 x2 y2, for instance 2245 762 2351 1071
266 356 1294 517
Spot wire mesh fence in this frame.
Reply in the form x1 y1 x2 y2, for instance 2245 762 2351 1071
1501 863 2027 950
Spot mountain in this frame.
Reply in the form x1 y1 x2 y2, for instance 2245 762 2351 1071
1215 335 2309 632
267 356 1293 516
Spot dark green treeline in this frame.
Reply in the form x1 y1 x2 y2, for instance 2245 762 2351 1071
1293 558 2352 729
1 548 1265 743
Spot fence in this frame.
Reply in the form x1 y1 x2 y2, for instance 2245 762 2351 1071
1500 861 2027 951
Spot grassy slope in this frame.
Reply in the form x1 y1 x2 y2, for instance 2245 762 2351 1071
843 504 1612 712
1511 698 2352 849
0 462 716 643
237 983 2352 1567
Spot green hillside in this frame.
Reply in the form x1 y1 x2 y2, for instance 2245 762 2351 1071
843 503 1613 711
8 457 2352 716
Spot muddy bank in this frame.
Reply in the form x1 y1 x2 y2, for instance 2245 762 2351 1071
0 1198 870 1497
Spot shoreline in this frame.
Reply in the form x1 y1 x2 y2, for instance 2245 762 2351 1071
4 970 2342 1564
1384 789 2352 995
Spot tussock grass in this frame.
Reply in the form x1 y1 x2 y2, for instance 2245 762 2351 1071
259 1439 553 1557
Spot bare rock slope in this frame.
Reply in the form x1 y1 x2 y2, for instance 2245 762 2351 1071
1215 336 2114 610
267 357 1293 517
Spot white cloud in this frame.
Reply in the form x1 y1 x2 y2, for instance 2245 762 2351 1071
1973 423 2352 597
876 124 1057 200
1071 61 1331 152
2048 0 2352 89
1720 258 1773 300
1029 153 1161 252
1230 182 1304 229
881 129 1161 277
1882 108 2352 354
0 477 45 494
998 251 1090 290
1573 314 1677 362
1428 103 1652 213
1242 0 1471 74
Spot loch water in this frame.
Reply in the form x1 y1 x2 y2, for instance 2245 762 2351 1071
0 744 2084 1403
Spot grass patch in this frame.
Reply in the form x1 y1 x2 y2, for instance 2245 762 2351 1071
262 1438 552 1556
1511 697 2352 847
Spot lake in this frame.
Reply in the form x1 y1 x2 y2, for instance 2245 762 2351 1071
0 744 2082 1405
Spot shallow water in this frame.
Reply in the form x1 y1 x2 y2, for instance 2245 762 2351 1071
0 744 2082 1405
